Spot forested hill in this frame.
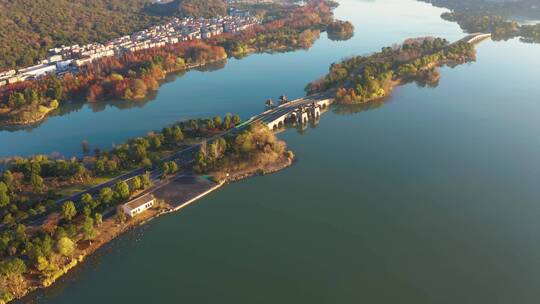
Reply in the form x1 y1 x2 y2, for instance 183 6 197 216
419 0 540 19
147 0 228 18
0 0 166 70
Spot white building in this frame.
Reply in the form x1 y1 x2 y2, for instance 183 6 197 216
19 64 57 78
122 194 156 218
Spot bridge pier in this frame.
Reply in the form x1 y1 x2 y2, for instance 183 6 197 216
310 106 321 118
264 98 334 131
297 111 309 125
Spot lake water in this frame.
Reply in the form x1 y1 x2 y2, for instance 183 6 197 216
15 0 540 303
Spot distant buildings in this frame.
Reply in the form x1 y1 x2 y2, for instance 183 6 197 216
0 14 259 87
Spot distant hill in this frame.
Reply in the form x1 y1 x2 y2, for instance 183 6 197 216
147 0 228 18
419 0 540 19
0 0 164 70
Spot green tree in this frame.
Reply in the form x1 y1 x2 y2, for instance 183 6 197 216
213 116 222 129
223 114 232 129
141 172 152 188
94 213 103 227
150 135 161 150
232 115 241 125
81 216 96 240
169 161 178 174
0 182 9 207
141 157 153 169
81 193 93 206
116 206 127 224
161 162 170 175
14 224 27 242
99 187 114 205
131 176 142 191
83 205 91 217
0 258 27 276
115 181 130 200
30 173 44 191
56 237 75 257
61 201 77 221
36 256 49 272
2 170 14 189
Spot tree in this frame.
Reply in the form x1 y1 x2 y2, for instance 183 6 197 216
81 193 95 209
116 206 127 224
30 173 44 191
141 157 152 169
150 136 161 150
169 161 178 174
115 181 130 200
94 213 103 227
161 162 170 176
0 258 27 276
61 201 77 221
223 114 232 129
141 172 152 188
56 237 75 257
99 187 114 205
171 126 184 142
81 216 96 240
2 171 14 189
36 256 49 272
232 115 241 125
131 176 142 191
14 224 27 242
162 161 178 176
83 205 91 217
0 182 9 208
213 116 222 129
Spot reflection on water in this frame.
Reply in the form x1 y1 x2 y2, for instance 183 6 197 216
0 61 230 133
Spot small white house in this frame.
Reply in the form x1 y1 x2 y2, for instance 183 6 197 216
122 194 156 218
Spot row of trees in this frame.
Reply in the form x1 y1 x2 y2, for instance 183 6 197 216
0 114 240 228
0 170 153 302
0 40 227 124
306 37 476 104
0 110 245 300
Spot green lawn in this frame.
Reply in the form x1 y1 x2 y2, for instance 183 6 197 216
56 177 115 197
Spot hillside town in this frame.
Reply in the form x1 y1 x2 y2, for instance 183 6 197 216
0 10 258 87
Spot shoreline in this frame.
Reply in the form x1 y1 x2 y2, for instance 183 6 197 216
332 57 475 105
0 57 227 128
0 30 327 129
10 155 294 304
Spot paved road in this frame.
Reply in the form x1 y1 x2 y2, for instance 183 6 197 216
2 93 331 230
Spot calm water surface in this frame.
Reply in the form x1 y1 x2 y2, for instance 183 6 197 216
16 0 540 303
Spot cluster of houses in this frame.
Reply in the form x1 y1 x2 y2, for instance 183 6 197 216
0 13 259 87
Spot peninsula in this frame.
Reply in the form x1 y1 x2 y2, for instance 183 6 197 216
305 36 478 103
